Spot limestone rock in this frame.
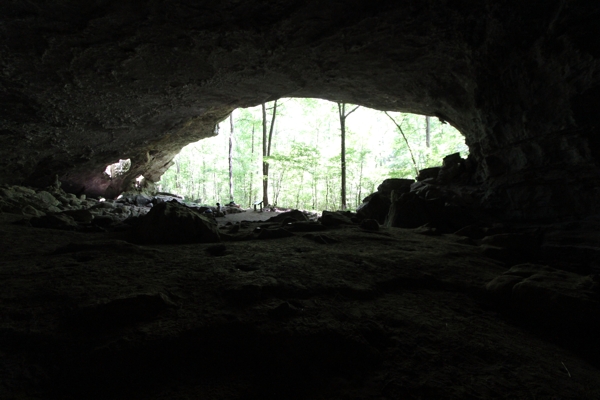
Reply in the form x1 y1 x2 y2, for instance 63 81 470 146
35 191 60 208
358 179 414 224
266 210 309 223
1 1 600 220
30 213 78 230
376 179 414 196
480 233 542 263
132 201 220 244
416 167 441 181
486 264 600 337
359 219 380 231
357 192 392 224
21 205 45 218
320 211 354 227
61 209 94 223
437 153 465 184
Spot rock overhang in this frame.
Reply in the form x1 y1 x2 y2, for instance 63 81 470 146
0 0 599 219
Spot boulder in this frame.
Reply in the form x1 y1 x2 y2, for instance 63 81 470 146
92 201 116 210
356 192 390 224
416 167 441 181
21 205 45 218
357 179 414 224
0 187 16 199
132 201 220 244
61 209 94 223
30 213 79 230
320 211 354 226
13 186 35 196
376 179 414 196
486 264 600 343
437 153 465 184
359 219 379 231
384 192 444 229
480 233 542 264
266 210 309 223
35 191 60 208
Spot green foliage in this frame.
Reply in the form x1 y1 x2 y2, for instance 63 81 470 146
157 99 468 211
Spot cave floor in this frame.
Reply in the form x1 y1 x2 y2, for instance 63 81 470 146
1 213 599 399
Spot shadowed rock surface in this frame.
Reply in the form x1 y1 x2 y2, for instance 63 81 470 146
2 1 600 399
1 0 599 220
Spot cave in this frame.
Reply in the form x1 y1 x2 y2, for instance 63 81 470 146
2 1 600 399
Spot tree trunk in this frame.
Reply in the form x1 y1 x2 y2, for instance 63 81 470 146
425 116 431 148
337 102 359 210
384 111 420 177
340 105 346 210
229 113 234 202
249 125 254 207
213 171 217 201
296 172 304 209
273 169 284 206
325 178 330 210
357 155 364 208
175 157 181 191
262 100 278 207
262 103 269 206
202 159 206 202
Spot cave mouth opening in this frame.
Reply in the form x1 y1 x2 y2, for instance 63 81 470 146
156 98 468 211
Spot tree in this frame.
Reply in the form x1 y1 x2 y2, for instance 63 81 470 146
337 102 359 210
249 125 255 206
228 112 234 202
262 100 278 207
384 111 419 177
425 116 431 148
156 98 467 211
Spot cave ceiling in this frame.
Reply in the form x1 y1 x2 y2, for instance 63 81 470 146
1 0 599 217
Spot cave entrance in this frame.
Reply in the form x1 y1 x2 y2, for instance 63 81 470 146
157 98 467 211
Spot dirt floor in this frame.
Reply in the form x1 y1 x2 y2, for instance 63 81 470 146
215 209 281 224
1 210 600 399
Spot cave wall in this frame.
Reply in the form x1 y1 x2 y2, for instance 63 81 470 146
1 0 599 218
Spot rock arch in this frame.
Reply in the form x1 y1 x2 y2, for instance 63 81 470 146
1 0 599 218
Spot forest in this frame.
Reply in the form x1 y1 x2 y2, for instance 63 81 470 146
156 98 468 211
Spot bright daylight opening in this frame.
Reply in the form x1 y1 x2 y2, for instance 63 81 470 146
157 98 467 212
135 175 145 188
104 159 131 179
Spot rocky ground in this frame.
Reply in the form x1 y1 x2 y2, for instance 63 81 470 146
2 184 600 399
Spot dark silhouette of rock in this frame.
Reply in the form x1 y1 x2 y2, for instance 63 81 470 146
2 3 600 399
416 167 442 181
132 201 220 244
360 219 379 231
30 213 78 230
256 228 294 240
0 1 597 222
266 210 310 223
320 211 354 226
357 179 414 224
